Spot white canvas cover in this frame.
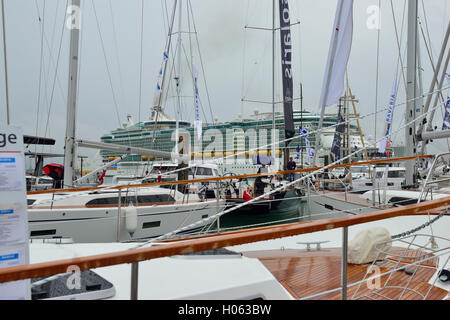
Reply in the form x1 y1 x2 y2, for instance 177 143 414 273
348 227 392 265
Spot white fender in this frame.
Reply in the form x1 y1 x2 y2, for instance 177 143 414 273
125 202 138 235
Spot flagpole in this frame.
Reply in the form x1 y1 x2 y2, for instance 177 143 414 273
1 0 9 125
313 0 345 167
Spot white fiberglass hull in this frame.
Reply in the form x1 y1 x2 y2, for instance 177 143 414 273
307 191 379 219
28 200 226 243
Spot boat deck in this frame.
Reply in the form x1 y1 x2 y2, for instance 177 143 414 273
317 190 381 208
243 247 449 300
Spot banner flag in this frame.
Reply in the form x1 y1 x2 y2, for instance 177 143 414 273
278 0 295 142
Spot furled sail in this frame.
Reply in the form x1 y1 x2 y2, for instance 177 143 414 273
379 78 399 153
278 0 295 143
331 111 345 160
442 74 450 130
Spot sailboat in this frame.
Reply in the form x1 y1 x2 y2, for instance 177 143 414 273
25 0 226 243
308 0 450 217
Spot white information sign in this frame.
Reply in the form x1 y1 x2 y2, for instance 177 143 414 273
0 152 25 191
0 202 27 243
0 125 30 300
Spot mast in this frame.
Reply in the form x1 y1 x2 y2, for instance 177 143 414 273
1 0 9 125
272 0 276 162
404 0 418 187
63 0 81 188
151 0 178 144
175 0 183 148
300 83 304 167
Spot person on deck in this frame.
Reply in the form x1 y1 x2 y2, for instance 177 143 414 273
287 157 296 183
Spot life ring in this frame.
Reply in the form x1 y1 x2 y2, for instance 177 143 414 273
314 180 320 188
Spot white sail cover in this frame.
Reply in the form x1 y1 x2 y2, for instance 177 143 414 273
318 0 354 110
348 227 392 265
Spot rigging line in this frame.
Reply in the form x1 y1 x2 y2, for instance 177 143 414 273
76 0 84 132
389 0 408 99
91 0 121 128
45 0 61 62
180 41 208 124
1 0 9 125
374 0 381 142
108 0 126 122
393 1 406 85
138 0 144 123
187 0 195 124
297 1 303 90
161 0 170 43
418 21 446 106
387 1 406 147
130 100 448 250
34 0 68 116
241 30 273 103
187 0 214 124
150 85 450 181
420 0 435 59
43 0 69 140
418 18 450 151
151 0 179 146
41 0 65 142
240 0 251 118
34 0 45 156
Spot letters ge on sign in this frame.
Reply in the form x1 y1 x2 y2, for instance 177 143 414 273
0 133 17 148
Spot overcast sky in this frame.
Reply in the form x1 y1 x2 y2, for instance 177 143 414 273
0 0 449 166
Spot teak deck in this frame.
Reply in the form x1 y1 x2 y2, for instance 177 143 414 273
243 247 449 300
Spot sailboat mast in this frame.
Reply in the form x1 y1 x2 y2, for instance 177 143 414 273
1 0 9 125
404 0 418 187
272 0 276 158
175 0 183 145
63 0 81 188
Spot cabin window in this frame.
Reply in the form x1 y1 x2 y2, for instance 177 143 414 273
376 172 384 179
85 194 175 206
142 221 161 229
196 167 213 176
30 229 56 237
388 171 405 178
388 197 416 206
38 178 53 185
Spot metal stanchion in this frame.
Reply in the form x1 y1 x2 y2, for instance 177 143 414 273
131 262 139 300
117 189 122 242
341 226 348 300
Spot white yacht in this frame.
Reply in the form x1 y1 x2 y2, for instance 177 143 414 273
27 186 226 243
351 167 406 193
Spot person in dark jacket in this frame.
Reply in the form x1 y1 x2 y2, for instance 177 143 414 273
287 157 296 182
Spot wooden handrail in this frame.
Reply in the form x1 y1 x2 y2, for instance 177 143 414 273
0 195 448 284
28 154 433 195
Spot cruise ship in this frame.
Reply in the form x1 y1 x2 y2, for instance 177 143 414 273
98 106 370 176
